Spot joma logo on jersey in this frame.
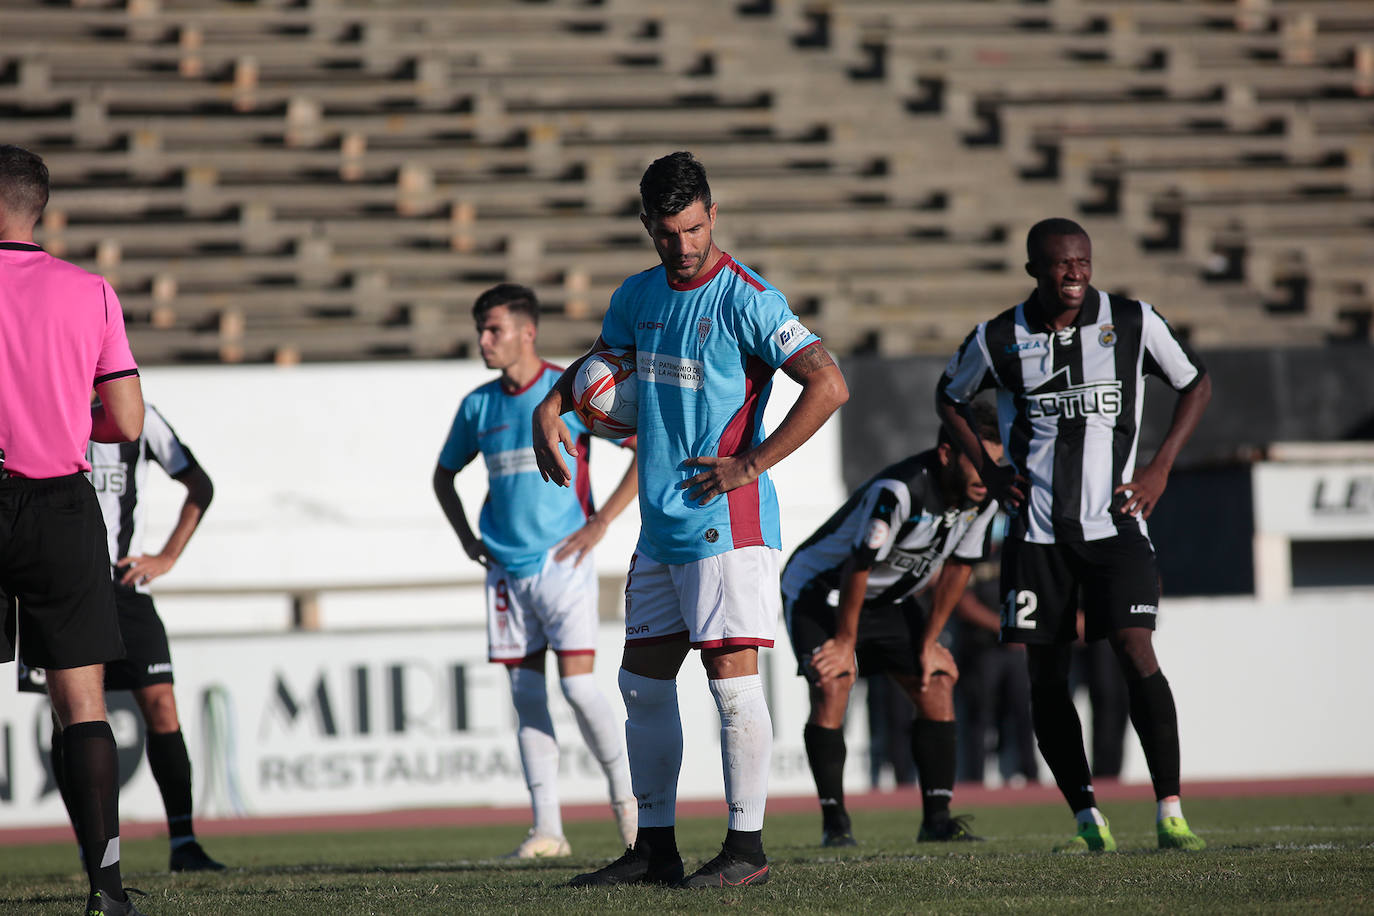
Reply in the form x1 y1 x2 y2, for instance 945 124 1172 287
889 552 937 579
1026 380 1123 419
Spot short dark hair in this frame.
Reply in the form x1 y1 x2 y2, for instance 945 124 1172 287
472 283 539 326
938 400 1000 449
0 145 50 222
1026 217 1088 264
639 151 712 219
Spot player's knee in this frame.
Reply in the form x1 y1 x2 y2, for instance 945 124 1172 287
1110 630 1159 679
618 668 677 717
509 666 549 716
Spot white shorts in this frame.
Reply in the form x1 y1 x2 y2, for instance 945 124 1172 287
486 547 599 664
624 546 781 649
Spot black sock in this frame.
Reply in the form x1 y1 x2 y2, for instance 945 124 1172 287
635 825 679 864
1126 670 1182 800
1030 679 1096 814
803 723 849 832
61 721 126 902
911 719 957 826
146 729 195 841
49 731 84 844
723 828 766 865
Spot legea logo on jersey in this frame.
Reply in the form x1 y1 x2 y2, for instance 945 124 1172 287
638 351 705 390
774 319 811 356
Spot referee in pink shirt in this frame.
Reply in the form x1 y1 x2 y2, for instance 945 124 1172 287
1 145 149 916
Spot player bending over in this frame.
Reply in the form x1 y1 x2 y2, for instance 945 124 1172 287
783 402 1002 847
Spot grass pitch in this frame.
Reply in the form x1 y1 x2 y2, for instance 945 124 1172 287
3 792 1372 915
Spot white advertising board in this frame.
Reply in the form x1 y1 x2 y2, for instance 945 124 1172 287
1254 463 1374 539
0 621 863 828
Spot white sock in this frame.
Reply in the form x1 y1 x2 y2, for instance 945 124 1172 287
560 672 633 803
709 674 771 832
1158 797 1184 822
1076 807 1108 828
619 669 681 828
509 667 562 837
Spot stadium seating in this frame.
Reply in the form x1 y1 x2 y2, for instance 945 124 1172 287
5 0 1369 362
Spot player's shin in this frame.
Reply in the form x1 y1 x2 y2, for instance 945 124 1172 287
509 667 562 838
1029 678 1097 814
62 721 128 903
803 723 850 835
619 670 682 830
710 675 771 863
911 719 957 828
1125 670 1182 800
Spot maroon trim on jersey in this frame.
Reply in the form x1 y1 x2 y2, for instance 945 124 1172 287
625 630 691 648
693 637 776 650
719 355 772 549
574 431 594 518
490 656 528 666
723 256 765 292
667 251 731 292
502 362 557 397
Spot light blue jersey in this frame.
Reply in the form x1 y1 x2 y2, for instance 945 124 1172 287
602 253 819 564
439 363 603 578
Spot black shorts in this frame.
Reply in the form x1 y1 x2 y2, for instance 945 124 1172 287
786 581 931 680
103 586 174 690
0 474 124 670
999 532 1161 645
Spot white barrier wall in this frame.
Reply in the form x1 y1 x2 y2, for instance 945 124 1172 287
108 360 848 631
2 591 1373 827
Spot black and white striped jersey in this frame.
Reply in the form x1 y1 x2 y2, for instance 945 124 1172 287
781 450 998 606
937 287 1206 544
86 404 198 593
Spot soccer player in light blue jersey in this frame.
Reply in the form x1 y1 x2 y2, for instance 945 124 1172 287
533 152 849 888
434 284 640 859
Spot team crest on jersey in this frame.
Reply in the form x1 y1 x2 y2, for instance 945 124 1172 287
697 316 712 345
865 518 890 550
1098 324 1117 347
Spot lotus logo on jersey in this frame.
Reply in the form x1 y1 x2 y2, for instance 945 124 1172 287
1025 368 1122 420
704 528 719 543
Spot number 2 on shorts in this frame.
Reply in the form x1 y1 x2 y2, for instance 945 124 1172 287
1003 589 1038 629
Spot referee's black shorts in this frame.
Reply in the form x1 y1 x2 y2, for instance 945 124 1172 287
104 585 175 690
786 580 930 680
999 531 1162 645
0 473 125 669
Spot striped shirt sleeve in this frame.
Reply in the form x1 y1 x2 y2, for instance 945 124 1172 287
937 325 993 404
1140 303 1205 391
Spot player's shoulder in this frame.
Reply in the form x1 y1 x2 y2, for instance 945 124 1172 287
615 264 666 297
461 376 507 409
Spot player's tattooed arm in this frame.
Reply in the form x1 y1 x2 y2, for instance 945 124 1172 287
781 341 837 382
682 342 848 504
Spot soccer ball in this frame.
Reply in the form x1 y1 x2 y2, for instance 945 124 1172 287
572 348 638 438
